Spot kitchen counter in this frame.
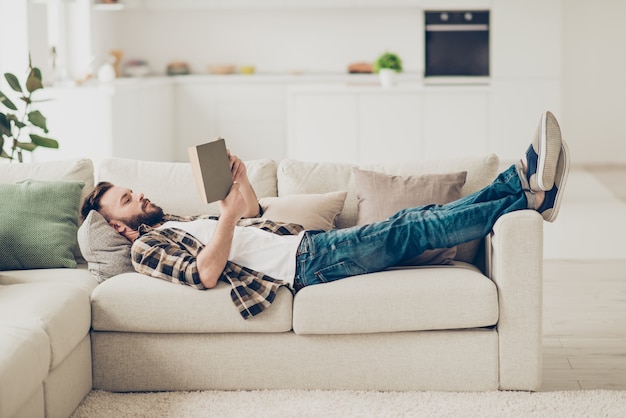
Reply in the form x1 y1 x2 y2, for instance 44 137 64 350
45 72 492 97
48 71 488 89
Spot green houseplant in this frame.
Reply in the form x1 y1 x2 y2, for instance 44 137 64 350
374 52 403 88
374 52 403 73
0 57 58 162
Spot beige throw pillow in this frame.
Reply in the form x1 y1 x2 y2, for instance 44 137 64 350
353 168 468 266
259 191 348 231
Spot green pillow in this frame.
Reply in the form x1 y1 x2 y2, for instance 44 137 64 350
0 179 84 270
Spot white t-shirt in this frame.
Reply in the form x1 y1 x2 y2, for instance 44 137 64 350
158 219 304 286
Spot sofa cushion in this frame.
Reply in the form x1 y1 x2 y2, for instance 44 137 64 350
0 180 84 270
0 266 99 293
0 282 92 369
0 321 50 418
77 210 134 282
292 263 498 335
259 191 347 230
98 158 278 217
353 167 467 265
91 273 293 333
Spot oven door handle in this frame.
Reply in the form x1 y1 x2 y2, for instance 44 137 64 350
425 24 489 32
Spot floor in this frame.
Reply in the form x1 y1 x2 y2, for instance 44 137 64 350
539 165 626 391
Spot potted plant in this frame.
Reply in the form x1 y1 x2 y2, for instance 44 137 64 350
374 52 403 88
0 57 58 162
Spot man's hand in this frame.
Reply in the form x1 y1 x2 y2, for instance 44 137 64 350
227 150 248 184
225 149 261 218
219 182 246 225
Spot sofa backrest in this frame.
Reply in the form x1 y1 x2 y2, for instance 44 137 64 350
97 154 501 227
0 158 95 204
97 157 278 217
276 154 501 229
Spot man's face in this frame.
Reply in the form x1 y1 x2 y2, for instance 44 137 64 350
99 186 164 230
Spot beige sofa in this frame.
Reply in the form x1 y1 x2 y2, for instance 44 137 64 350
0 154 543 417
0 160 97 418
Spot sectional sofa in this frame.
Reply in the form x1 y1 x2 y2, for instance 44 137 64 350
0 153 543 418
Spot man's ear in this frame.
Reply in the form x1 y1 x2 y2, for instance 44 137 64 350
109 220 127 234
109 220 138 242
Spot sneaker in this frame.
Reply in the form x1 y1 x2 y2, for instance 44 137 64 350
538 141 570 222
525 111 562 191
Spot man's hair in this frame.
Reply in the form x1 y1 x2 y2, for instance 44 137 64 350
81 181 114 221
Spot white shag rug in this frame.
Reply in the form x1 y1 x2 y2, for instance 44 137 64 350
71 389 626 418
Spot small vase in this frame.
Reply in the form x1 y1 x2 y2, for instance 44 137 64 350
378 68 397 88
97 62 116 82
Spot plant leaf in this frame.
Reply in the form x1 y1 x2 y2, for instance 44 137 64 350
4 73 23 93
0 90 18 111
26 68 43 93
7 114 26 129
30 134 58 149
16 141 37 151
28 110 48 132
0 113 11 136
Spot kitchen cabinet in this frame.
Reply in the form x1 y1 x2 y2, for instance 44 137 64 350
289 93 359 163
34 79 174 166
422 89 489 159
358 93 422 163
288 86 424 164
288 85 489 164
31 74 554 168
174 79 287 162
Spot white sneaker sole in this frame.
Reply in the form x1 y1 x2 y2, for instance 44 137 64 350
543 141 570 223
537 111 562 191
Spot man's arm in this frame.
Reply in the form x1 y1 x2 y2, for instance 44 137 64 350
228 151 261 218
195 182 246 288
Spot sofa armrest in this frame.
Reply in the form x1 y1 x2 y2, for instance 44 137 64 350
485 209 543 391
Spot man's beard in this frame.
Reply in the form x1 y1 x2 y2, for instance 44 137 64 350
123 202 165 230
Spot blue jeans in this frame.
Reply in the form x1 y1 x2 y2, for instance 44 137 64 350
293 164 530 290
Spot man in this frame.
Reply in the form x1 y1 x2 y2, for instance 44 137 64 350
81 111 569 319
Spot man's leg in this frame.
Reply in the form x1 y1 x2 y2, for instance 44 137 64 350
293 110 569 289
294 165 530 289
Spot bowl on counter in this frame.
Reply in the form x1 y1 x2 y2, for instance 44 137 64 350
124 60 150 77
167 61 190 76
208 65 236 75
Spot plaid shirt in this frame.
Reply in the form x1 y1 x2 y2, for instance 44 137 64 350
132 214 304 319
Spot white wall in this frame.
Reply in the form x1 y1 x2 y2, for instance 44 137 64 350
0 0 29 75
562 0 626 165
92 7 423 75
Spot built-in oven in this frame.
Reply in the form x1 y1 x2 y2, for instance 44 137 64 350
424 10 490 78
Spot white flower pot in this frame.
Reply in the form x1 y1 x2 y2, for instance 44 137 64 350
378 68 397 88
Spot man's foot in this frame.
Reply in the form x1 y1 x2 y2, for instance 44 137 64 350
525 111 562 191
537 141 570 222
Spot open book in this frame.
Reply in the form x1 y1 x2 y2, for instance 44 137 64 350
187 138 233 203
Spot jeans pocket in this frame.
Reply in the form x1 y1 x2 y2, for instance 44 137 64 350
314 260 368 284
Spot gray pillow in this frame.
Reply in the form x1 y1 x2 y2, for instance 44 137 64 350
77 210 134 282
